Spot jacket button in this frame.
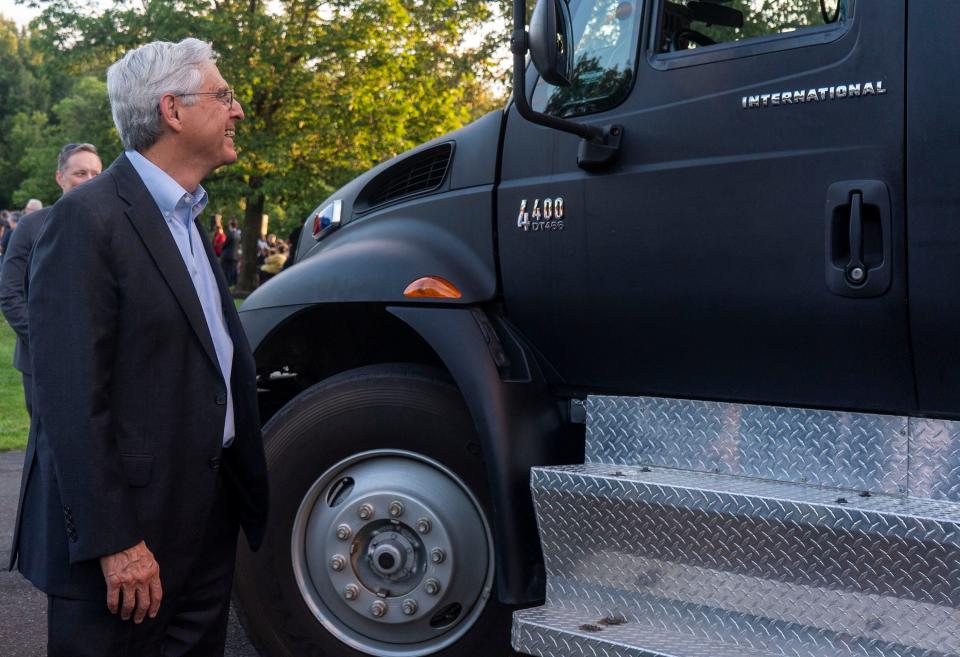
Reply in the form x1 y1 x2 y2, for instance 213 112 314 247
215 393 226 405
208 457 221 470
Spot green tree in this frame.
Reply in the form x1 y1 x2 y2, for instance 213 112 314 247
7 76 120 206
24 0 511 291
0 16 53 208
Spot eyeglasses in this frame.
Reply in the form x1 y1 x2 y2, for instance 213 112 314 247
174 89 235 107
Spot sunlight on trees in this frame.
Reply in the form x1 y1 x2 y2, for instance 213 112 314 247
0 1 512 290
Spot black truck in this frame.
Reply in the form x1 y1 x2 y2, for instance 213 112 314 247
234 1 960 656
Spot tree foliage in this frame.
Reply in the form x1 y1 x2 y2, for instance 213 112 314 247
0 0 511 289
692 0 842 45
6 76 120 206
0 15 51 207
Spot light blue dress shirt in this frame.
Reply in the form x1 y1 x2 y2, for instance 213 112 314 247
126 150 235 447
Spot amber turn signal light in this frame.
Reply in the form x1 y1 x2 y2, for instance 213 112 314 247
403 276 462 299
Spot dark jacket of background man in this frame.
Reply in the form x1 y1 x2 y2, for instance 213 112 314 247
0 208 50 415
9 154 269 601
221 223 239 260
0 142 101 420
220 221 240 286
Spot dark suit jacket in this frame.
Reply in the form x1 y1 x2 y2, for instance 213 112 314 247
220 227 239 261
0 208 51 374
9 154 269 601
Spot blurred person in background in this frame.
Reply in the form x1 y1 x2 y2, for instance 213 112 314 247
0 213 17 263
220 217 240 286
24 198 43 214
1 201 41 262
212 221 226 257
258 242 287 284
0 143 102 418
0 210 10 251
282 215 305 270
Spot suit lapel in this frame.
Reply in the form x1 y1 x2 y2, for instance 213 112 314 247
110 155 222 376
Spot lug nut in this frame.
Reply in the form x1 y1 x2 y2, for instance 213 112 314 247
330 555 346 571
415 517 432 534
424 579 441 595
344 584 359 600
336 524 352 540
430 548 446 564
370 600 387 618
358 503 374 520
388 500 405 517
401 599 418 615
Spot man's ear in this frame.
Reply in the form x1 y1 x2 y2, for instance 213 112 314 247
157 93 184 133
55 168 66 192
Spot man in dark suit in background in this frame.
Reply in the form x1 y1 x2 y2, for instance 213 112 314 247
0 142 102 418
220 217 240 286
9 38 269 657
282 214 305 270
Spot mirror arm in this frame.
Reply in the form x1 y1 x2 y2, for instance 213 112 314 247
512 0 624 170
511 0 599 141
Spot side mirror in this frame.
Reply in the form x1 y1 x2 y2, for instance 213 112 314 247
511 0 622 169
529 0 574 87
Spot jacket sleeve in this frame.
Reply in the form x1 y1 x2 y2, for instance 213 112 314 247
28 195 142 564
0 212 40 346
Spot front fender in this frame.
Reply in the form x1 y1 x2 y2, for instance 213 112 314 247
242 185 497 312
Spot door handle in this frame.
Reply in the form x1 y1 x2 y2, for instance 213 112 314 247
825 180 892 298
846 192 866 285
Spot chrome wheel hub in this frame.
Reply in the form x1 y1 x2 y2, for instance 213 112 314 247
291 450 494 656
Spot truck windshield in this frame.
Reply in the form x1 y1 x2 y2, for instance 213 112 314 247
531 0 644 119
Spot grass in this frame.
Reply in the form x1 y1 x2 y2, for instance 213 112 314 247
0 315 29 451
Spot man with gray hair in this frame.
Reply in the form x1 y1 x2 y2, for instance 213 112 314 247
0 142 102 418
10 38 268 657
24 198 43 213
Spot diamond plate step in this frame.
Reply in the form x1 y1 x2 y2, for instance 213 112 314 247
585 395 960 502
513 464 960 657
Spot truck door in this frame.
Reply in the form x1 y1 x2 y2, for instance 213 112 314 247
497 0 913 412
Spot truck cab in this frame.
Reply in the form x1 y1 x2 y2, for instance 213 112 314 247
235 2 960 656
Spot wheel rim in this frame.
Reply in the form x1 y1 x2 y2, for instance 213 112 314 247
291 449 495 657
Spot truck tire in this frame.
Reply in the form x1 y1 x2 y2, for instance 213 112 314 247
234 364 515 657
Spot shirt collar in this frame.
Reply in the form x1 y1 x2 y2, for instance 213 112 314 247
126 150 208 225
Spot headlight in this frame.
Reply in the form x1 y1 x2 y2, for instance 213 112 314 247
311 199 342 241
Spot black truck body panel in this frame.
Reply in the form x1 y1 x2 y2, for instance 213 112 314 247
906 0 960 418
243 111 503 313
239 0 960 612
243 187 498 308
498 0 915 415
389 306 583 604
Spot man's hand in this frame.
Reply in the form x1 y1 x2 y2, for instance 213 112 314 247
99 540 162 623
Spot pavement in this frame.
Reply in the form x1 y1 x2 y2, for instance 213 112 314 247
0 450 262 657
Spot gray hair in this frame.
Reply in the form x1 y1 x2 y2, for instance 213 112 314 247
24 199 43 213
106 38 216 152
57 142 99 173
